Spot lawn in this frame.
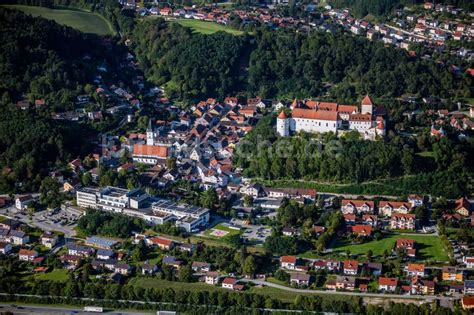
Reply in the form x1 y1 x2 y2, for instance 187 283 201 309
128 277 226 293
333 234 449 261
129 277 303 304
1 5 114 35
34 268 69 282
174 19 244 35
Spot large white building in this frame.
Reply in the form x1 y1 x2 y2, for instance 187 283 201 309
76 186 149 212
277 95 386 138
76 186 209 233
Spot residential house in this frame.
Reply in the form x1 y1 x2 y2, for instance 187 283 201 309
379 201 412 216
19 249 38 262
344 214 356 225
63 179 82 193
148 237 175 251
343 260 359 275
326 260 340 272
162 256 182 269
15 195 34 210
335 276 356 291
115 263 132 275
205 271 220 285
455 197 471 216
280 256 297 270
364 262 382 276
282 227 300 237
222 277 237 289
192 262 211 273
464 256 474 269
9 230 29 245
462 296 474 311
396 239 416 258
290 273 311 286
464 280 474 294
97 249 115 260
405 263 425 277
60 254 82 269
41 232 58 249
141 264 158 275
67 243 94 257
442 266 463 282
411 276 435 295
390 214 416 230
341 199 374 215
408 194 424 208
0 242 12 255
379 277 398 292
349 225 372 237
361 215 378 227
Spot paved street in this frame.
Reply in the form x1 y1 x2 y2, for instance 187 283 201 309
0 205 81 238
0 304 153 315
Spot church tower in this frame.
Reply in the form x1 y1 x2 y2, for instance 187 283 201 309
146 119 155 146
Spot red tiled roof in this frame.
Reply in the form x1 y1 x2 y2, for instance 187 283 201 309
291 108 340 121
350 225 372 235
277 111 287 119
407 263 425 272
223 277 237 285
342 199 375 208
379 277 398 286
349 113 372 122
19 249 37 256
343 260 359 270
380 201 412 209
281 255 297 263
133 144 168 158
149 237 173 247
396 239 415 248
361 95 373 106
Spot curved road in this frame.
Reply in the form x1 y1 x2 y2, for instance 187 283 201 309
241 279 441 300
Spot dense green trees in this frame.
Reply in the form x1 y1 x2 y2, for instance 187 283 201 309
234 113 473 198
132 19 250 102
77 209 149 238
131 18 471 103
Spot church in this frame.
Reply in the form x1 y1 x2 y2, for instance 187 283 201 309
277 95 386 139
131 120 172 165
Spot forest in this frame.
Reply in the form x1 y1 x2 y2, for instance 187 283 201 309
131 19 472 103
232 114 473 198
328 0 474 18
0 9 108 193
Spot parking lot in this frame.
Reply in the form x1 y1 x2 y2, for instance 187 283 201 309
229 218 272 244
0 205 82 237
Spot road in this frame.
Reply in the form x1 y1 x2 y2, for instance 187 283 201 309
240 279 453 305
0 304 152 315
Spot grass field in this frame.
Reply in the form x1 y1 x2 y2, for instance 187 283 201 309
333 234 449 261
34 268 69 282
129 277 303 303
1 5 113 35
174 19 244 35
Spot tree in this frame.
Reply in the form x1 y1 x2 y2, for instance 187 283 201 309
243 195 254 207
200 189 218 209
81 172 92 187
132 240 147 262
178 264 193 282
39 177 61 208
243 255 257 277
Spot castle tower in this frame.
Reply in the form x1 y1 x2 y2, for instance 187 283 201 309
277 111 290 137
361 95 374 115
146 119 155 146
376 116 386 136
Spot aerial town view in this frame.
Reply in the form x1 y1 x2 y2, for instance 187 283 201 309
0 0 473 314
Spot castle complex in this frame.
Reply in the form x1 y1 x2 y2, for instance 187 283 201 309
277 95 386 139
